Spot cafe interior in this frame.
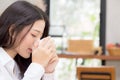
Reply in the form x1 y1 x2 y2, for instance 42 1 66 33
0 0 120 80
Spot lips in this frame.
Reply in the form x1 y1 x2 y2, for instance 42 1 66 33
28 48 32 52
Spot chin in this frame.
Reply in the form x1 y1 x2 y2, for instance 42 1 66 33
18 51 32 59
23 55 31 59
20 53 31 59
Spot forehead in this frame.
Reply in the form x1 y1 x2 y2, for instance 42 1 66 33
31 20 45 32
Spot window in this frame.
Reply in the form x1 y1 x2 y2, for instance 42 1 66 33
48 0 106 80
49 0 101 50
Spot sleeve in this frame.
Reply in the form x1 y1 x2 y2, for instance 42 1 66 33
42 73 54 80
22 63 45 80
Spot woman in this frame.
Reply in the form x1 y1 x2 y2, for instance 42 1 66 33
0 1 58 80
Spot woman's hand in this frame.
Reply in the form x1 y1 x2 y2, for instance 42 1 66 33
44 42 59 73
32 36 54 68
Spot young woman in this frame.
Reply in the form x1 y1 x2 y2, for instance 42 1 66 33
0 1 58 80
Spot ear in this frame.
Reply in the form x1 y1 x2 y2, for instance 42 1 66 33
9 24 15 38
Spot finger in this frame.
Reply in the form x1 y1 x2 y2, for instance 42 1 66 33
32 40 39 50
48 46 54 55
51 48 57 54
39 36 51 47
44 38 55 49
49 51 58 61
49 55 59 64
48 44 56 55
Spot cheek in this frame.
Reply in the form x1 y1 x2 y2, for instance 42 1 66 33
22 34 35 47
17 35 35 58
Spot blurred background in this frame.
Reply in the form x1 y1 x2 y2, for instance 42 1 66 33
0 0 120 80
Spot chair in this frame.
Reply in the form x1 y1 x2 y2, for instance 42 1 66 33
76 66 115 80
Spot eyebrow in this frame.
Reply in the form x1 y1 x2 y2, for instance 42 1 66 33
33 29 43 34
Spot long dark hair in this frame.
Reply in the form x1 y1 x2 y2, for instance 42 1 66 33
0 1 49 76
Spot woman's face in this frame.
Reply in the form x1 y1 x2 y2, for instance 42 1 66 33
15 20 45 58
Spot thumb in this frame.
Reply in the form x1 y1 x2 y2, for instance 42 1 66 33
32 40 39 50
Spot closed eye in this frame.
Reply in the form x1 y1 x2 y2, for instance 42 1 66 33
31 34 37 37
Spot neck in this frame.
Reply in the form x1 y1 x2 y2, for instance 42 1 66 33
4 48 17 58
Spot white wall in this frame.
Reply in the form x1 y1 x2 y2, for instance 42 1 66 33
0 0 46 15
106 0 120 44
106 0 120 80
